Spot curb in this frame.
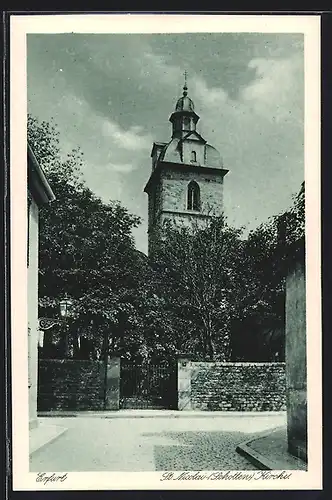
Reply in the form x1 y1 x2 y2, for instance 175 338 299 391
236 442 276 470
235 427 304 471
30 426 68 457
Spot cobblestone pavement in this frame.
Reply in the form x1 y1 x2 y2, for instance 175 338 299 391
30 413 285 472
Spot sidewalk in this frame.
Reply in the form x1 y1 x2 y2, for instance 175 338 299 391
236 426 307 470
30 421 68 455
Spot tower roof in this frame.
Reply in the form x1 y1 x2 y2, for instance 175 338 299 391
170 76 199 127
175 95 195 112
174 76 196 113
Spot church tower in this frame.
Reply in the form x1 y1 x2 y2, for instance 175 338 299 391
144 77 229 256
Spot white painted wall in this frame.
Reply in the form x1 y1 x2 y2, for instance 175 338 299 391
28 197 39 428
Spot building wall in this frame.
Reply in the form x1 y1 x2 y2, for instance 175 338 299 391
285 258 307 461
38 360 106 410
147 167 224 255
161 169 224 216
28 197 39 429
159 212 211 232
179 361 286 411
182 138 205 166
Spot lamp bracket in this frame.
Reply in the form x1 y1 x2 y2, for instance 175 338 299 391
38 317 65 331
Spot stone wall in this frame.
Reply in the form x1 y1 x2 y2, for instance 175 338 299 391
161 168 224 216
189 362 286 411
38 359 286 413
146 164 226 255
38 360 105 411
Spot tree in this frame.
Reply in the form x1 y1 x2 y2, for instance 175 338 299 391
152 216 245 361
231 182 305 361
28 115 145 359
150 182 305 363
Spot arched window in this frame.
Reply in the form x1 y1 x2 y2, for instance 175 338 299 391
183 117 190 127
187 181 201 211
191 150 197 162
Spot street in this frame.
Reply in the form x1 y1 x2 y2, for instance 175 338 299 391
30 412 285 471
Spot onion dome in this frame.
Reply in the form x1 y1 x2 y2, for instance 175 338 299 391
175 83 195 112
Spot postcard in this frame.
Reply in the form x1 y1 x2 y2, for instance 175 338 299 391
9 12 321 491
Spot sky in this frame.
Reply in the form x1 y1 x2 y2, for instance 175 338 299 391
27 32 304 254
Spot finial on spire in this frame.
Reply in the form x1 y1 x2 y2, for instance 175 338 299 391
183 70 188 96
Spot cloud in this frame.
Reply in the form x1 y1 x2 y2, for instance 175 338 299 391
101 119 152 151
191 76 228 107
184 48 304 232
240 54 303 126
140 51 180 87
190 52 303 129
105 162 136 173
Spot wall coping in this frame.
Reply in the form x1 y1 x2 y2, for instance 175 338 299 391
39 359 104 364
190 362 286 367
40 360 286 367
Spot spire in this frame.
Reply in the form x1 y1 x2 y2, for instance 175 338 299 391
169 72 200 138
183 70 188 96
174 71 195 113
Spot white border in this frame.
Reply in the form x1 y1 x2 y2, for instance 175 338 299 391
10 13 322 491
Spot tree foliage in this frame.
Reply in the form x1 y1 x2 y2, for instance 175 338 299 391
152 216 245 360
230 183 305 361
151 182 305 362
28 115 148 359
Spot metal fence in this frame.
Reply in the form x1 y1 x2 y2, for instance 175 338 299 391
120 361 177 409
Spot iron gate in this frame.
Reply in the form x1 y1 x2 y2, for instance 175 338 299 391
120 361 177 409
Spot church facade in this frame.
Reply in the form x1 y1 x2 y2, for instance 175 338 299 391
144 80 229 256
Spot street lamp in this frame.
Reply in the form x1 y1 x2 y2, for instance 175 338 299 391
59 295 73 357
59 296 73 319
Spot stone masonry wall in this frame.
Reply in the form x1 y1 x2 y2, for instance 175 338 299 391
190 362 286 411
38 360 105 411
161 168 224 216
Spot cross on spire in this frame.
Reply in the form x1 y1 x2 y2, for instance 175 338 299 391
183 70 188 96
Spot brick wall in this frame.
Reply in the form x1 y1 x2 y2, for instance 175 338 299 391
190 362 286 411
38 359 105 411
